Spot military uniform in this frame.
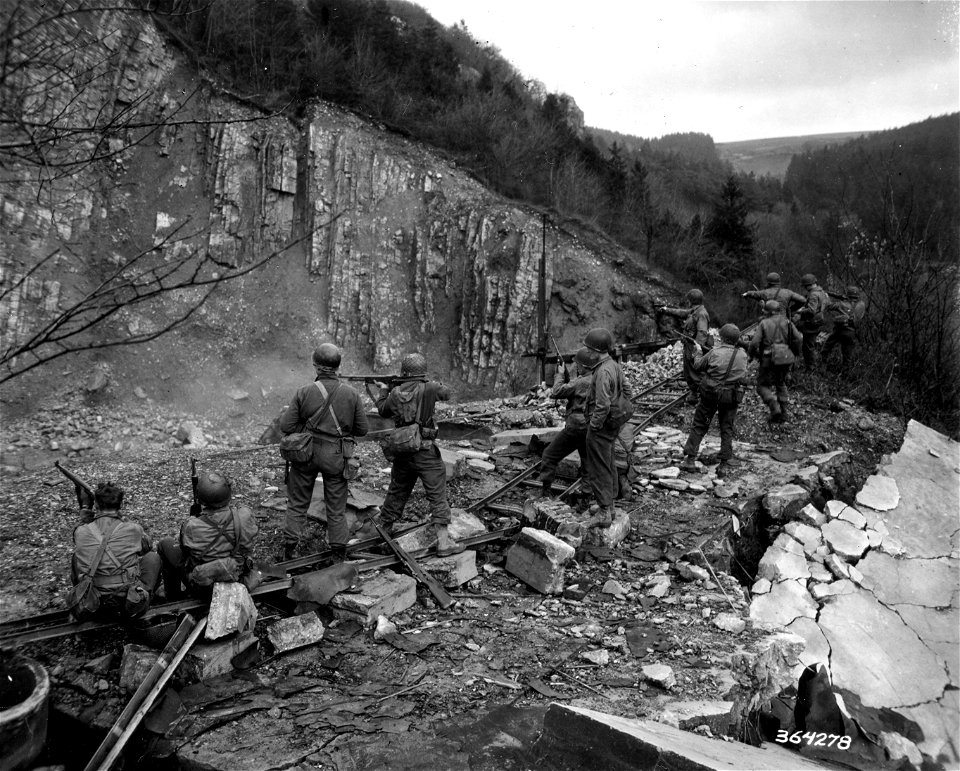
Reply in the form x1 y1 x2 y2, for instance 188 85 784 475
749 313 802 420
742 286 805 317
681 342 748 465
584 354 633 512
661 303 711 399
822 296 865 367
539 368 591 493
795 283 830 368
377 379 452 528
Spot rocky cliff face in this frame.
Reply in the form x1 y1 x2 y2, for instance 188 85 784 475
0 4 669 406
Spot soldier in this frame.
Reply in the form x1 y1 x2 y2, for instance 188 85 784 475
581 328 634 526
68 481 161 622
659 289 711 404
679 324 748 478
278 343 369 560
741 272 805 317
822 286 865 369
371 353 464 557
539 347 593 496
748 300 802 422
158 470 258 599
794 273 830 369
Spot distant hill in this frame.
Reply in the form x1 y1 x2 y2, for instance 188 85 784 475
716 131 869 179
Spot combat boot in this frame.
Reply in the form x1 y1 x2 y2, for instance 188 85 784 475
584 506 614 529
540 482 554 498
281 541 298 561
778 402 790 422
329 544 348 563
680 455 697 473
766 400 782 423
435 524 465 557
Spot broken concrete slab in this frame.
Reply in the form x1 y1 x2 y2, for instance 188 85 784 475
785 616 831 676
762 483 810 522
797 503 826 528
807 561 832 582
823 553 851 579
267 612 325 653
182 632 258 683
820 519 869 561
329 570 417 627
756 534 810 583
837 505 867 529
119 644 157 694
422 549 478 588
809 579 857 602
439 447 467 479
748 579 817 628
655 700 733 734
393 508 486 552
783 521 823 556
855 474 900 511
651 466 680 479
490 426 562 448
857 551 958 608
819 592 949 709
504 527 575 594
712 613 746 634
582 508 631 548
206 582 258 641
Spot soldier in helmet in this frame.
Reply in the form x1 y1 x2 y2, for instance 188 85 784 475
679 324 748 478
278 343 369 560
369 353 464 557
793 273 830 369
580 328 633 526
748 300 802 422
68 481 161 621
158 470 258 599
658 289 711 404
822 286 865 369
741 272 805 317
539 347 594 496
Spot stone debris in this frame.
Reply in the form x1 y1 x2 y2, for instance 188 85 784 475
655 700 733 733
438 447 467 479
182 632 258 682
756 534 810 582
329 570 417 626
206 582 258 640
729 633 806 733
855 474 900 511
762 483 810 522
119 644 156 694
712 613 746 634
783 521 823 556
505 527 575 594
797 503 826 527
641 663 676 689
820 519 869 560
267 612 325 653
750 578 771 595
394 508 485 552
650 466 680 479
600 579 626 597
175 420 207 448
748 580 817 628
674 562 709 582
580 649 610 666
809 579 857 602
422 550 478 588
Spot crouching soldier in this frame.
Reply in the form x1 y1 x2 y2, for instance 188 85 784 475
679 324 748 478
539 347 593 497
158 470 258 600
67 482 161 622
369 353 464 557
749 300 802 422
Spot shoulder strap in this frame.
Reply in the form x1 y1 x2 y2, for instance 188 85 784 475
80 522 111 579
721 347 738 383
230 506 242 556
306 381 342 433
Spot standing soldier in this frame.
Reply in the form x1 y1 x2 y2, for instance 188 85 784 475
581 328 633 527
741 272 805 317
278 343 369 560
158 470 258 598
748 300 802 422
659 289 711 404
67 481 161 622
679 324 748 478
371 353 464 557
794 273 830 369
822 286 865 369
539 348 593 496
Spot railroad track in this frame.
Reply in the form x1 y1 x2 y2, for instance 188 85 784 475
0 527 519 648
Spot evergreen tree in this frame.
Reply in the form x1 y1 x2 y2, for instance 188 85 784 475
704 175 755 275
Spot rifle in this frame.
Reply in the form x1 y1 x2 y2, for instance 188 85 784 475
55 461 95 510
550 335 569 382
365 515 455 609
341 374 421 386
189 457 202 516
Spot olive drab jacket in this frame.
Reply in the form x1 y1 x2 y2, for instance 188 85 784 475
692 343 748 390
796 285 830 332
662 304 710 347
748 315 802 362
586 354 634 432
550 369 591 430
179 506 258 569
743 286 806 316
72 514 151 592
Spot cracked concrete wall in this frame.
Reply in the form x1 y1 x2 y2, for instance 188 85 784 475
2 4 661 395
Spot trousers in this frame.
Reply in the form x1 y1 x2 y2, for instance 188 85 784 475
822 327 856 367
756 362 792 405
584 425 618 508
539 425 587 486
284 458 349 548
683 395 738 460
379 443 451 525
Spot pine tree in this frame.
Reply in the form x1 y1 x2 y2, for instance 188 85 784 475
704 175 755 275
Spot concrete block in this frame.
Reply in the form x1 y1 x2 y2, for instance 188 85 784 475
267 612 325 653
642 663 676 689
583 509 631 548
206 581 258 641
797 503 826 527
329 570 417 626
656 700 734 733
393 508 486 552
505 527 575 594
422 550 478 588
438 447 466 479
182 632 258 683
119 644 157 694
762 484 810 522
556 452 581 479
490 426 562 448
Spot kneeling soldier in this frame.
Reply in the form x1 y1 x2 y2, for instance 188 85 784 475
68 482 161 622
158 470 258 599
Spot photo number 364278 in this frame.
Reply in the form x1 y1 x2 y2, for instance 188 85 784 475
775 731 852 749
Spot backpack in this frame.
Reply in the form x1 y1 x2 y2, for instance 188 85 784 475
279 382 341 463
383 384 425 457
186 507 244 587
762 318 797 366
65 526 110 621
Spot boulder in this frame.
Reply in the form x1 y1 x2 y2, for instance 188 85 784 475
642 663 676 689
267 613 325 653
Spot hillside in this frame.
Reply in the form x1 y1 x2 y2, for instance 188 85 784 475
716 131 868 179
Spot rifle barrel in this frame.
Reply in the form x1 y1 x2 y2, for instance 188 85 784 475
54 461 94 495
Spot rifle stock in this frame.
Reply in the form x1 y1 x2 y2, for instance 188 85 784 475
189 457 201 516
55 461 94 496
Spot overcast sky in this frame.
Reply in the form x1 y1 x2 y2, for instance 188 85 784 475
414 0 960 143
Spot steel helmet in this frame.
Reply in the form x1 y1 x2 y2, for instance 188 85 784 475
686 288 704 305
765 272 781 285
846 285 861 299
583 328 614 353
196 471 232 508
719 323 741 343
312 343 342 368
400 352 427 377
763 300 781 315
800 273 817 287
574 346 601 370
